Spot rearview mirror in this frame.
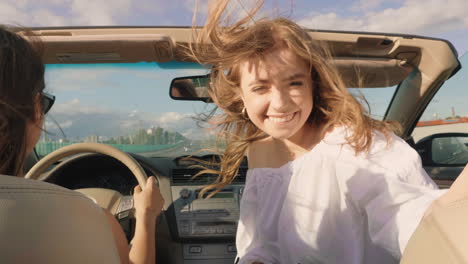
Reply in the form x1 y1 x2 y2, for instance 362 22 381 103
169 75 212 103
415 133 468 166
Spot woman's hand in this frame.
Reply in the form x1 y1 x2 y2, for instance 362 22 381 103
130 176 162 264
133 176 165 219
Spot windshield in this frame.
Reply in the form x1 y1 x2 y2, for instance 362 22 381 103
36 62 398 158
37 62 213 158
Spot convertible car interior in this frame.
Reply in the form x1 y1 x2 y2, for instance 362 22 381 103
5 27 463 263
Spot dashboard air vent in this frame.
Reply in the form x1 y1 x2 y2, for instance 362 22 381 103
171 167 247 184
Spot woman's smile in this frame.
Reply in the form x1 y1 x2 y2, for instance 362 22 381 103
266 112 297 124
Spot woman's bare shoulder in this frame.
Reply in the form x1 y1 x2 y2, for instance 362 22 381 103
247 137 284 169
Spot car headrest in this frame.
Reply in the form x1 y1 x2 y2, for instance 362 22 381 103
400 200 468 264
0 175 120 264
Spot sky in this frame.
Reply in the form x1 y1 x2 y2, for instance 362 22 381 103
1 0 467 142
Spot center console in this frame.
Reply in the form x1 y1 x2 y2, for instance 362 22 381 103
172 185 243 239
168 160 247 263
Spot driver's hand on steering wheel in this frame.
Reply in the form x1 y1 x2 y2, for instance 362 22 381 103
133 176 164 219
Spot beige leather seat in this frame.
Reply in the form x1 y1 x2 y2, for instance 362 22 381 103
400 201 468 264
0 175 120 264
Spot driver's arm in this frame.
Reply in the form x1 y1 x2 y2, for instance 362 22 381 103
129 176 164 264
105 176 164 264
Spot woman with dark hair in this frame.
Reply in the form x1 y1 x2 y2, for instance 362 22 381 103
0 25 162 264
0 25 47 176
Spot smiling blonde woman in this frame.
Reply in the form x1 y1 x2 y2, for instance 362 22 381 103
187 1 468 263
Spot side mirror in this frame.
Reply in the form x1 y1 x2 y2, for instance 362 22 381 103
415 133 468 166
169 75 212 103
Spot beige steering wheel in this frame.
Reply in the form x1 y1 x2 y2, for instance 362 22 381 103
25 143 148 217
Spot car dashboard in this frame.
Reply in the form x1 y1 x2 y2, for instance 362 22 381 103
44 152 246 264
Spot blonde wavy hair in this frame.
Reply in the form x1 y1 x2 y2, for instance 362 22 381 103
186 0 400 198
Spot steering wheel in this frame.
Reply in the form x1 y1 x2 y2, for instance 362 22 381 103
25 143 148 219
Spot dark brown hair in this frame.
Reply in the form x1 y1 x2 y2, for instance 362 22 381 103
0 25 45 176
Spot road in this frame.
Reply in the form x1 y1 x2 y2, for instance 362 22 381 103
139 141 212 158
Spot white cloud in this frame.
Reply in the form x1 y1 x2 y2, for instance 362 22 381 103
47 68 99 82
45 102 206 140
352 0 383 11
185 0 210 16
120 118 149 129
45 66 170 92
0 0 72 26
120 110 155 130
45 119 73 129
350 0 404 12
120 111 195 133
299 0 468 35
119 111 195 133
0 0 173 26
70 0 121 25
364 0 468 34
46 70 100 92
184 0 266 26
51 98 112 115
0 2 29 25
155 112 207 139
59 120 73 128
299 12 365 31
14 0 68 8
157 112 192 124
31 9 68 26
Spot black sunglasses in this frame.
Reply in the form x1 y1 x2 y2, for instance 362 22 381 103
42 92 55 114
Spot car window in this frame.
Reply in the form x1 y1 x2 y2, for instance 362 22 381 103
35 62 400 158
412 52 468 143
349 86 398 120
432 137 468 164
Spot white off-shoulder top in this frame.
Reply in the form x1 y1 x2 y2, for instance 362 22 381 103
236 127 445 264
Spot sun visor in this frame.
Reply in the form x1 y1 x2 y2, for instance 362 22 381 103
39 34 174 64
334 57 414 88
